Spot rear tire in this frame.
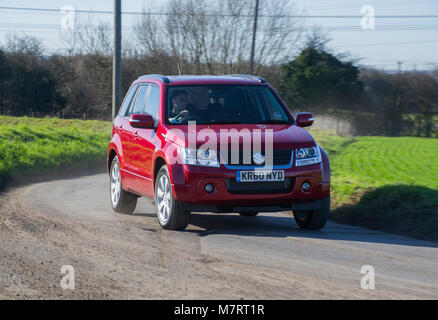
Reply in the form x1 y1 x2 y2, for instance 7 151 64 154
155 165 191 230
293 196 330 230
110 157 138 214
238 212 259 217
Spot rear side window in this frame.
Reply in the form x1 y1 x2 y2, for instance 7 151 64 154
143 84 160 124
129 85 149 116
119 84 137 117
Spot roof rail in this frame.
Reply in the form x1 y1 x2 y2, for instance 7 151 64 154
225 74 266 83
138 74 170 83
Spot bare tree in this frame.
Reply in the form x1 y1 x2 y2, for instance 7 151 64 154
253 0 303 73
3 32 44 56
135 6 168 57
74 14 113 56
134 0 303 75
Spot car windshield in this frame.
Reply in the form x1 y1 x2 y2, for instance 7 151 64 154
167 85 291 125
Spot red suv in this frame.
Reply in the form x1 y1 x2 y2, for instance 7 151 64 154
107 74 330 230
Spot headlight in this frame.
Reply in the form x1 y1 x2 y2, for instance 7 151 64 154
295 146 321 167
181 147 220 167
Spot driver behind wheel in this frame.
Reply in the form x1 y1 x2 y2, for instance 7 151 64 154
169 90 196 123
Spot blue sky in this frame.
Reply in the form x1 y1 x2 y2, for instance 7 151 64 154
0 0 437 71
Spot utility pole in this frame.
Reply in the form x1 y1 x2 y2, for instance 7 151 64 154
249 0 259 75
397 61 403 73
112 0 122 120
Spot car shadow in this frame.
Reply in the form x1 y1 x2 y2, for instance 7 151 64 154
116 182 437 249
185 212 438 248
131 213 156 218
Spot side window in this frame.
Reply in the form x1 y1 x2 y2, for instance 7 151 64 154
119 84 137 117
143 84 160 124
129 85 149 116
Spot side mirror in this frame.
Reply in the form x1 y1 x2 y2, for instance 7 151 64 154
130 114 155 129
295 112 314 127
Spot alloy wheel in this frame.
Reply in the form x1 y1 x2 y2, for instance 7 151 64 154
156 174 171 224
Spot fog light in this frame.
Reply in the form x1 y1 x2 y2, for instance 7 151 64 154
302 182 311 192
205 183 214 193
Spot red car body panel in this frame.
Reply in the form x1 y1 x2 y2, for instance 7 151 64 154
107 75 330 211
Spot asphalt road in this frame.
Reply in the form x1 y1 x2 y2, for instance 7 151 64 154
1 173 437 299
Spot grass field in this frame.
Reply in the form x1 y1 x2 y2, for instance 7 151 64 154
311 131 438 203
1 116 437 240
312 130 438 240
0 116 112 187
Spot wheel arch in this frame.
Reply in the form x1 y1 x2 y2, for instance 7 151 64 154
153 156 168 188
107 134 124 174
108 148 118 174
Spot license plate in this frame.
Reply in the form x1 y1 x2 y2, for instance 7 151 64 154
236 170 284 182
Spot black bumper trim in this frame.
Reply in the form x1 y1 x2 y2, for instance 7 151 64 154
182 199 324 213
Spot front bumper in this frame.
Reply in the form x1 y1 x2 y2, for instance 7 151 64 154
171 163 330 207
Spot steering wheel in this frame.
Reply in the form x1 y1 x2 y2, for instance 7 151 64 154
174 113 203 124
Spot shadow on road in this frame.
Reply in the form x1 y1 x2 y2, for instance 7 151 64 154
183 212 438 248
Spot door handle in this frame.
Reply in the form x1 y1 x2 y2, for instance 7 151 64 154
133 131 138 138
118 124 123 129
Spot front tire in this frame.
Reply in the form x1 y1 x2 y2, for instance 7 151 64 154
110 156 138 214
155 165 190 230
293 196 330 230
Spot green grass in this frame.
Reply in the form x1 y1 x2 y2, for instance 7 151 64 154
0 116 112 186
312 129 438 240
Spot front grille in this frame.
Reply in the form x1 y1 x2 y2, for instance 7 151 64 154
221 149 292 167
225 178 293 194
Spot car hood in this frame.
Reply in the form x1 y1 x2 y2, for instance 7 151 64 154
164 124 317 150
